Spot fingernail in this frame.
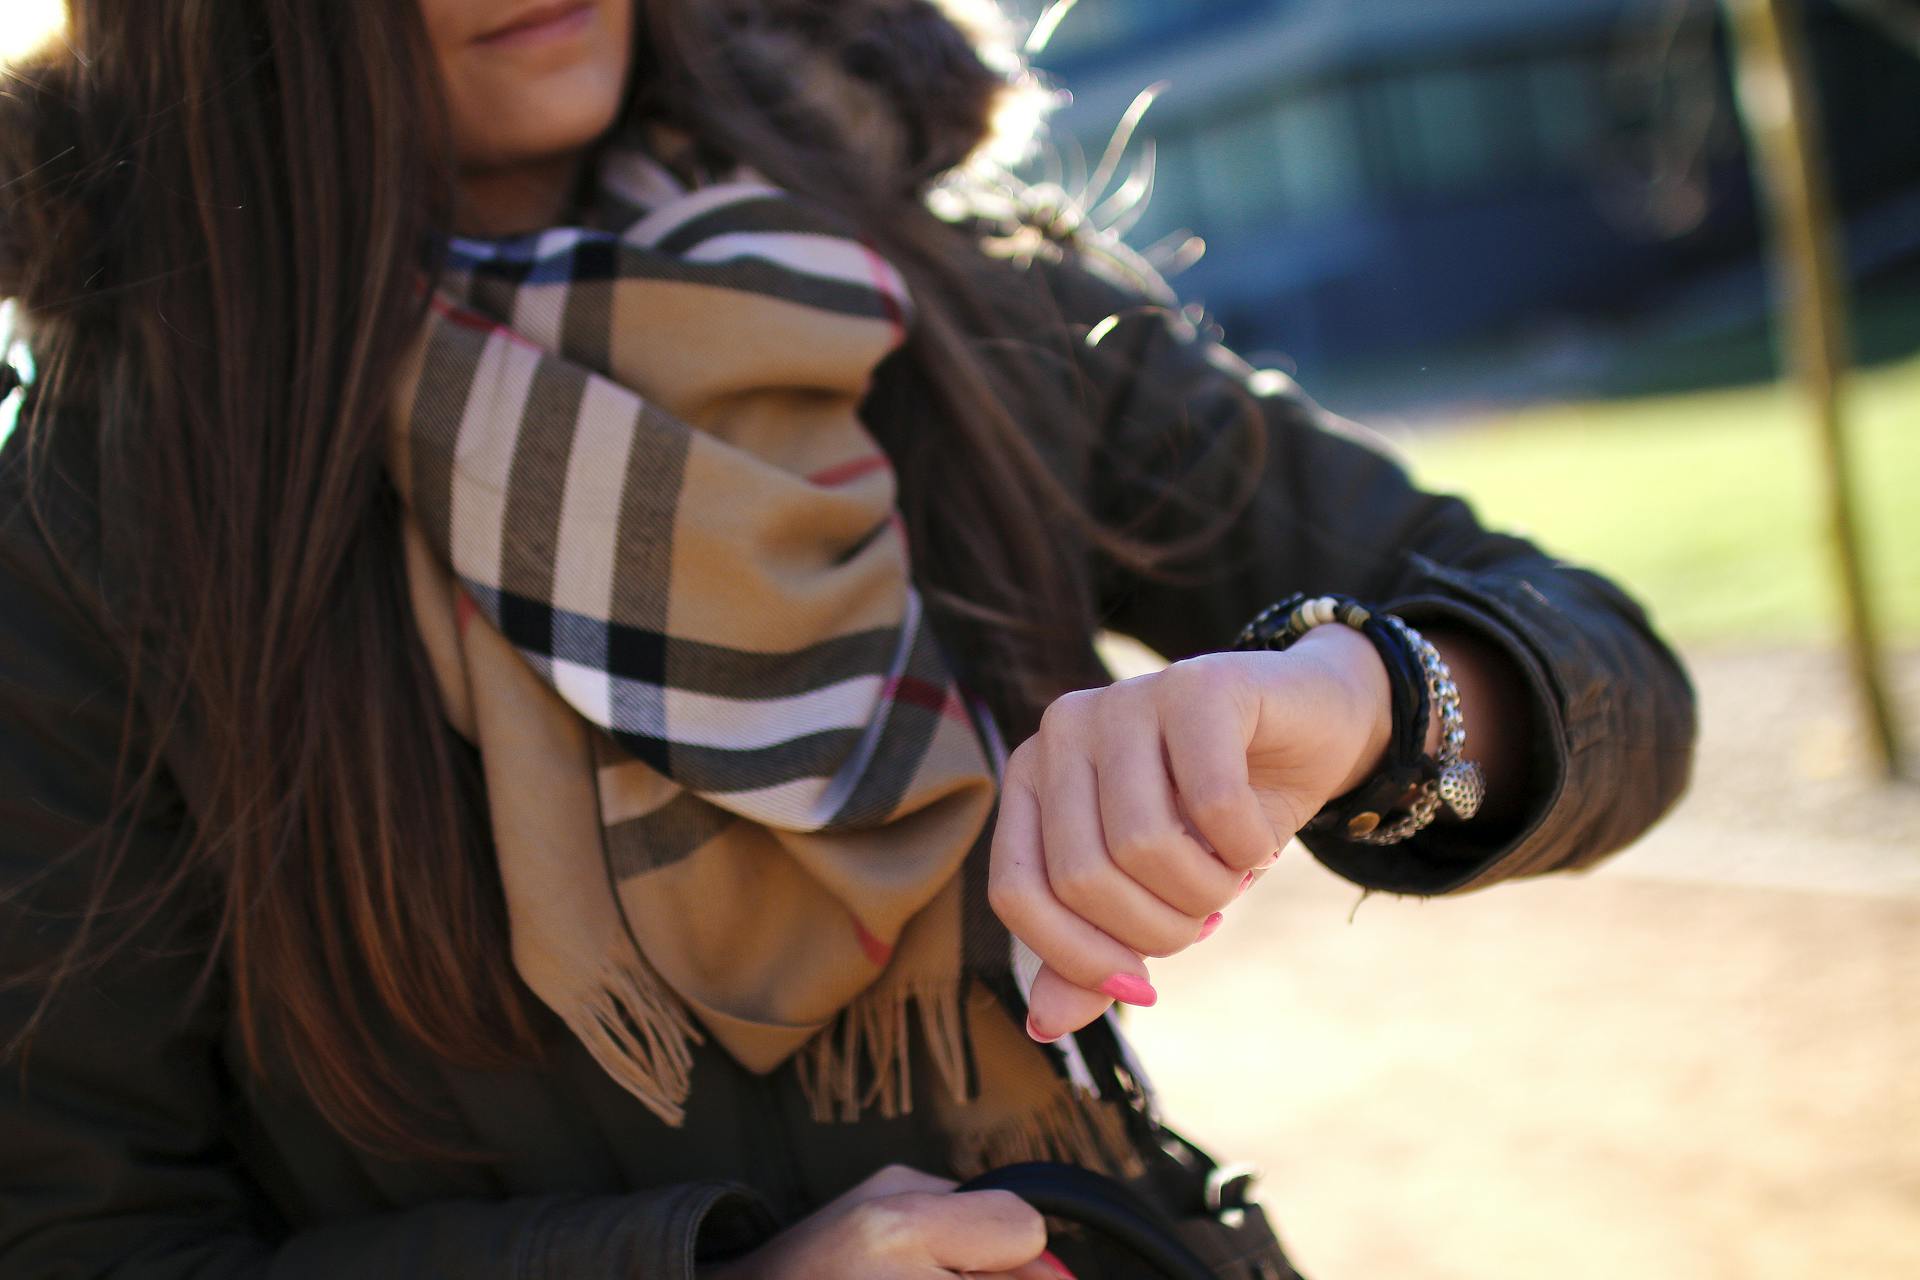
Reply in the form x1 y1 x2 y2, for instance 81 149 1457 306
1259 847 1282 869
1026 1014 1062 1044
1197 911 1224 941
1235 870 1255 898
1039 1250 1079 1279
1099 973 1158 1007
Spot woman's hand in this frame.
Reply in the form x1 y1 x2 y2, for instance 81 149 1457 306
989 625 1393 1041
703 1164 1068 1279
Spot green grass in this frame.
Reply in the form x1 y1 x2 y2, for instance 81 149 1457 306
1397 351 1920 648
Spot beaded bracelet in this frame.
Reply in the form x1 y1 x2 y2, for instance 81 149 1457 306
1233 594 1485 845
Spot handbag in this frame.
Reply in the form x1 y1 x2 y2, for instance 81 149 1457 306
959 1128 1304 1280
959 1162 1215 1279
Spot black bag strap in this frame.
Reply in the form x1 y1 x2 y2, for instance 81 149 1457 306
956 1161 1216 1280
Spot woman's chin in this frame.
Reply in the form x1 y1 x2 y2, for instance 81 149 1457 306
446 38 630 169
452 68 628 173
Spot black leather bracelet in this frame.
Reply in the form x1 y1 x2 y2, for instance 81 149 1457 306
1232 593 1457 843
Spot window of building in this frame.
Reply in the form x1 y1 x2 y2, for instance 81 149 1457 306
1189 105 1288 233
1381 68 1499 192
1171 84 1367 236
1526 56 1603 167
1271 87 1367 219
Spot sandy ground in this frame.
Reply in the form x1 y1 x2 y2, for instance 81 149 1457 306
1121 646 1920 1280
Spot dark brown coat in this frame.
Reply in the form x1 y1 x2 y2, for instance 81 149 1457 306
0 256 1696 1278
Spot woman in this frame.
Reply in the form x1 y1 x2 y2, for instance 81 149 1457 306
0 1 1695 1276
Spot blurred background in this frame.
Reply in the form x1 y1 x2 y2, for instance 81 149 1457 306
4 1 1916 1277
1017 2 1920 1278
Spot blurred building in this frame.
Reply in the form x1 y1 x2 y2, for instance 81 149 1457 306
1034 0 1920 385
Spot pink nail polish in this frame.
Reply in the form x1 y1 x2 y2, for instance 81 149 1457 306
1026 1014 1062 1044
1235 870 1255 898
1197 911 1224 941
1259 847 1282 869
1039 1250 1079 1279
1098 973 1158 1007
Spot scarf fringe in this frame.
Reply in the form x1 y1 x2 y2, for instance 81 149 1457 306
569 961 1149 1185
564 951 705 1127
795 979 970 1124
946 1084 1149 1183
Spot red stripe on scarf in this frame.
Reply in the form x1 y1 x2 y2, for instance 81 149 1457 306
851 916 894 967
857 239 909 343
886 675 973 727
429 295 544 352
808 455 893 488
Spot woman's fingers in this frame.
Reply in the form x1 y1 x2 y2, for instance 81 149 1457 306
990 659 1293 1042
851 1172 1066 1279
840 1164 959 1205
1158 662 1279 871
730 1164 1067 1278
1035 753 1206 959
1023 960 1114 1044
987 767 1152 998
1092 726 1242 918
893 1188 1047 1275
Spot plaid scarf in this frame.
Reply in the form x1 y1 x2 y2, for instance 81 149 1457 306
386 135 1148 1172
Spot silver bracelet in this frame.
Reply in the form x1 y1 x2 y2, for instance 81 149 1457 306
1351 615 1485 845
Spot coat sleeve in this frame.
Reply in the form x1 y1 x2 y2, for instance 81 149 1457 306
0 431 770 1279
1036 254 1697 895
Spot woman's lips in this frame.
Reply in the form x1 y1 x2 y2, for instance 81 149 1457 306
475 0 595 48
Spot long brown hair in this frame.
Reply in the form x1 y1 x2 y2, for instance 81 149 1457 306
0 0 1255 1158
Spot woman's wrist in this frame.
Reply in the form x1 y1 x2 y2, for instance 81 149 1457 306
1286 622 1394 796
1234 596 1518 844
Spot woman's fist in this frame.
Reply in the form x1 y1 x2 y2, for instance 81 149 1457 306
989 625 1392 1040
